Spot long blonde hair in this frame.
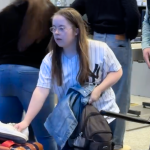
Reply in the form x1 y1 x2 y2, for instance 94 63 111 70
49 8 90 86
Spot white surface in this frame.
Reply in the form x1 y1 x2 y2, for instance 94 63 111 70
131 43 142 50
0 0 13 11
130 44 150 97
131 61 150 97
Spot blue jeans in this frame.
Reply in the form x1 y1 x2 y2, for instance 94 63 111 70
0 64 57 150
93 33 132 148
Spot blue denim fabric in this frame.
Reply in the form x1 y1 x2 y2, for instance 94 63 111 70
0 64 57 150
93 33 132 148
44 84 95 149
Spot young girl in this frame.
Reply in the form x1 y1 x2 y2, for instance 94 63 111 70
15 8 122 149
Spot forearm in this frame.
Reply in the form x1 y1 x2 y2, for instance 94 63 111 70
24 87 49 125
97 68 122 92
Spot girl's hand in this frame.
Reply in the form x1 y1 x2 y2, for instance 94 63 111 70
88 87 101 104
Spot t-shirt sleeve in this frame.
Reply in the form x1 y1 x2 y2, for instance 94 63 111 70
37 53 52 89
102 43 122 77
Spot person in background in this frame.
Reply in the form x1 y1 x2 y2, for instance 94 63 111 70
0 0 58 149
70 0 140 150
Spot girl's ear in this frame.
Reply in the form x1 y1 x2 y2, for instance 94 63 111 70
74 28 79 36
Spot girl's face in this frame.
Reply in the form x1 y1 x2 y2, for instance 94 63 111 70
51 15 78 49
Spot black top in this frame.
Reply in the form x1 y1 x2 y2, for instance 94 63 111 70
0 1 52 68
71 0 140 40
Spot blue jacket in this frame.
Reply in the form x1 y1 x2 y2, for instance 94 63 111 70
44 84 95 149
142 2 150 50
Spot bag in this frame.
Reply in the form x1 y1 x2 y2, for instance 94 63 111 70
70 105 114 150
0 140 43 150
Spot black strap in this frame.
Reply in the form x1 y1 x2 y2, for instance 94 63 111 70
100 110 150 124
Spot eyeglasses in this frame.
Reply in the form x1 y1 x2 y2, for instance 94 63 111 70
50 26 72 33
